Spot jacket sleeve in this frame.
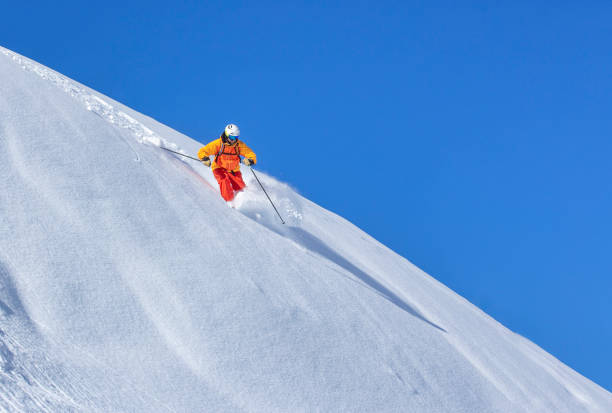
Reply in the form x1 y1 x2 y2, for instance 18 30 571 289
239 141 257 164
198 140 220 160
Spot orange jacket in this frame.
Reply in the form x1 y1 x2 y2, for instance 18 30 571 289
197 135 257 173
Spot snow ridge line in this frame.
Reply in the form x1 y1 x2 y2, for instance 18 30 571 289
0 46 182 155
0 47 304 223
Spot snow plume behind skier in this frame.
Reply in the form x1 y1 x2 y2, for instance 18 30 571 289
197 124 257 202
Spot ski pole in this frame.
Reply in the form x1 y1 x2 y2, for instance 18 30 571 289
161 146 285 224
249 166 285 225
160 146 202 162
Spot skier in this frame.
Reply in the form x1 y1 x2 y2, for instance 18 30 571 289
198 124 257 202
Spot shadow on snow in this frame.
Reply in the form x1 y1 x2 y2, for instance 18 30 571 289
286 227 446 333
238 205 446 333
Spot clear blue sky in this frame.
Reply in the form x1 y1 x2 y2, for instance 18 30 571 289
3 1 611 391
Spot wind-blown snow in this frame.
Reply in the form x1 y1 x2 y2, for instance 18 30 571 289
0 45 610 412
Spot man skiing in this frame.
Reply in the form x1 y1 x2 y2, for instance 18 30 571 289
198 124 257 202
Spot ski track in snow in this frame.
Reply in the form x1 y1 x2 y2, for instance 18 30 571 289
1 47 169 157
0 46 304 231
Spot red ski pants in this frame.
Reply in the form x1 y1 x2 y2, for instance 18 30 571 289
213 168 246 201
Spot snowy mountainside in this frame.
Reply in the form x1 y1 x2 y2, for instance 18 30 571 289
0 46 611 412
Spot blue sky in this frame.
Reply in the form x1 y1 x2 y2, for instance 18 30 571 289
3 1 611 391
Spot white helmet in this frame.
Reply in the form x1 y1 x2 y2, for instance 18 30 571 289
224 124 240 141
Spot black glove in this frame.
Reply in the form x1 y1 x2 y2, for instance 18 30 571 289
242 158 254 166
201 156 211 167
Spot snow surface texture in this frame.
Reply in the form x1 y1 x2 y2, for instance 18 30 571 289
0 45 610 413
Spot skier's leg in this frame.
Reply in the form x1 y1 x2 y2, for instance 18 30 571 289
228 171 246 192
213 168 236 201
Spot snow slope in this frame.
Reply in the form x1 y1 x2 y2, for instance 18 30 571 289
0 46 610 412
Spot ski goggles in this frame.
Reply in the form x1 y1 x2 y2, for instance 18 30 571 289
227 135 239 141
